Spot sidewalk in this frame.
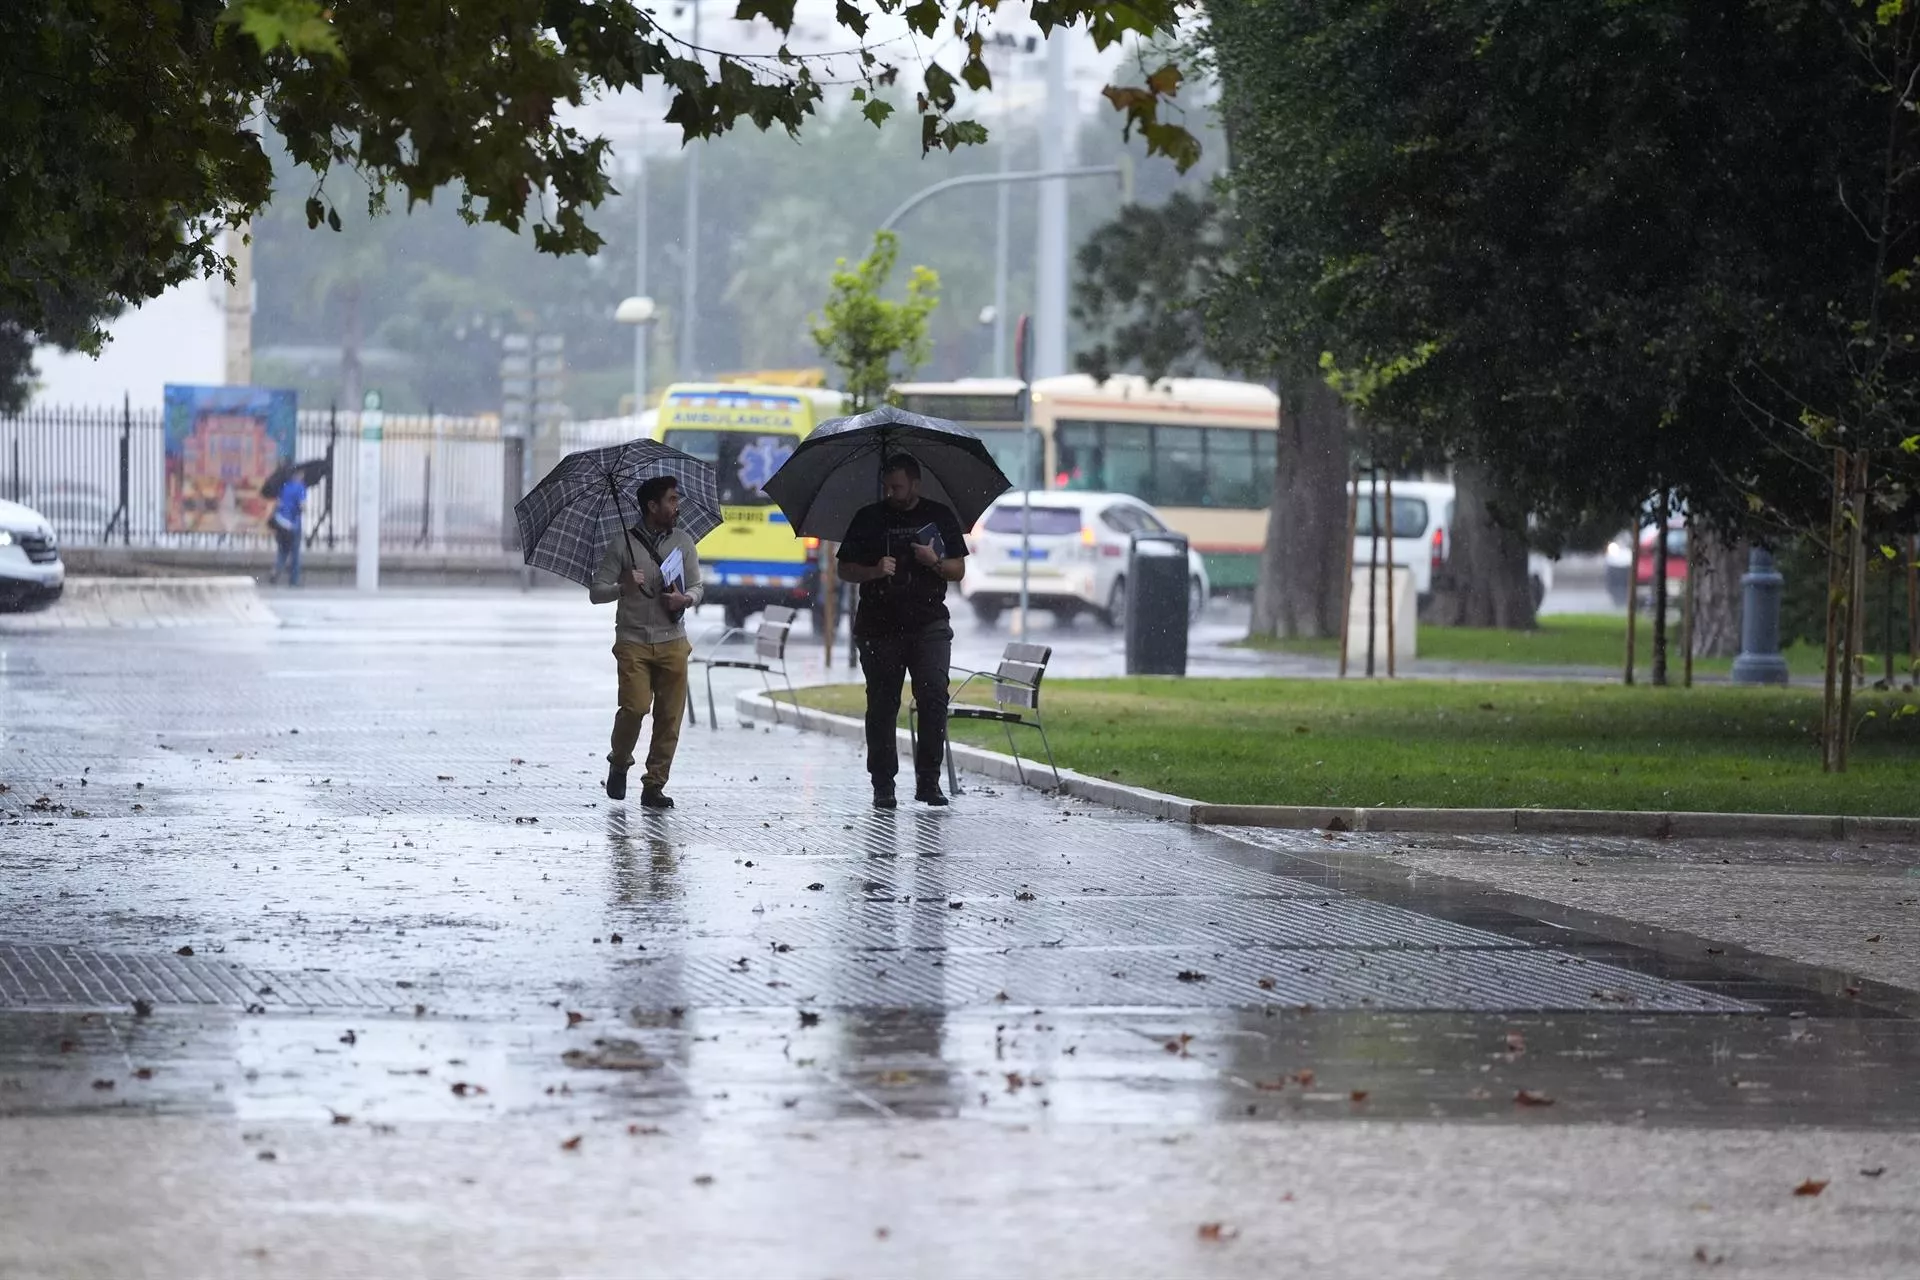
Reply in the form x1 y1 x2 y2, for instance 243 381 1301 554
2 595 1917 1278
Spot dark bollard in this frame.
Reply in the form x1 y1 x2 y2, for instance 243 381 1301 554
1731 546 1791 685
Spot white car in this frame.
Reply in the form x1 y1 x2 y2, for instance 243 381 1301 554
0 498 65 612
961 490 1210 628
1350 478 1555 609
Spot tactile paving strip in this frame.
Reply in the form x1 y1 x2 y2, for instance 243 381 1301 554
605 943 1756 1014
0 943 419 1012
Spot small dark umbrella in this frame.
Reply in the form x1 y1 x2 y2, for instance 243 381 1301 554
763 404 1011 541
514 439 722 587
260 458 330 500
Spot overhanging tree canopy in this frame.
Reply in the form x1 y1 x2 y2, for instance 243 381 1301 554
0 0 1199 406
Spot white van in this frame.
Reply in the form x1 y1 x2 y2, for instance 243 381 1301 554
0 498 65 611
1349 478 1554 609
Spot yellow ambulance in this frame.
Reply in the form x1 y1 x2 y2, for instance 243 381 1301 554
651 382 843 629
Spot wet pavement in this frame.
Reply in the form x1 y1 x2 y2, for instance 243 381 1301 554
2 591 1917 1278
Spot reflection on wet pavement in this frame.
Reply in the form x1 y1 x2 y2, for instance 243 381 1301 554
3 595 1917 1139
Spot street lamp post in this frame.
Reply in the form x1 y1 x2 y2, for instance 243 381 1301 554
615 296 658 422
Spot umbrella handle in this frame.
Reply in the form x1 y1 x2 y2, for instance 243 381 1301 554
608 470 641 579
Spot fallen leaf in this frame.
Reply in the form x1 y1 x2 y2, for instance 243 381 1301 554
560 1135 583 1152
566 1011 586 1028
1694 1246 1725 1266
798 1011 821 1028
133 1067 154 1080
1867 934 1883 943
1349 1089 1369 1103
1292 1069 1315 1087
1005 1072 1027 1093
339 1030 357 1046
90 1079 115 1091
1861 1167 1887 1178
1254 1079 1286 1092
131 1000 153 1019
330 1111 352 1125
875 1227 891 1240
609 933 624 944
1514 1089 1555 1107
1015 891 1036 902
450 1082 487 1098
1793 1179 1828 1197
1505 1032 1527 1054
1256 977 1277 991
693 1174 715 1186
175 945 195 957
258 1150 277 1162
806 882 825 891
628 1124 663 1136
1176 970 1208 983
1197 1222 1238 1242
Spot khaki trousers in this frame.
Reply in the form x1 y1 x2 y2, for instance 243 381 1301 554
611 638 691 788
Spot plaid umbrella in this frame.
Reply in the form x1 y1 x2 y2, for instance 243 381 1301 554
514 439 722 586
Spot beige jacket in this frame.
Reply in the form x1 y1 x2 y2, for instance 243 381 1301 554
589 524 705 646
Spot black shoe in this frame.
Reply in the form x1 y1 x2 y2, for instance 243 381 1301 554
872 787 897 810
605 759 629 802
915 785 950 807
640 786 674 810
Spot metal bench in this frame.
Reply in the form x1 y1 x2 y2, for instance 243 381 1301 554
910 641 1060 795
687 605 798 728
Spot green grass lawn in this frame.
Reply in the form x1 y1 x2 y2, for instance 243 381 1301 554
796 678 1920 815
1237 613 1835 677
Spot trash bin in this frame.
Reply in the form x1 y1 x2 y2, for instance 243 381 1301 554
1125 531 1190 676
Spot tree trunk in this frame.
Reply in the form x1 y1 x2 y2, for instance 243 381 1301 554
1251 367 1348 638
1427 460 1536 629
1690 529 1745 658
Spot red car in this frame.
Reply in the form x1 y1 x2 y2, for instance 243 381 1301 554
1605 522 1688 606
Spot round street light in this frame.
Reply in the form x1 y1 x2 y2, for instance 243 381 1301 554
615 295 658 326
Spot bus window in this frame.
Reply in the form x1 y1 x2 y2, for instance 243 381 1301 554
1157 427 1207 505
973 426 1043 490
1057 420 1151 498
1205 429 1259 509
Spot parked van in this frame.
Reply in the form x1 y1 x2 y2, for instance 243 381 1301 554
651 383 843 629
1349 478 1555 609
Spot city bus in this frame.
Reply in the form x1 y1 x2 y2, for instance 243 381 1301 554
650 382 844 628
891 374 1280 592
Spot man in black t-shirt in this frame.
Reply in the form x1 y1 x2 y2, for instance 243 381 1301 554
836 454 969 808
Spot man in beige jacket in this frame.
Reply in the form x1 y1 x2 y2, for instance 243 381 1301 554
590 474 703 808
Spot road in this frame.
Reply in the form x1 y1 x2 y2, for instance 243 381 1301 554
1 591 1914 1278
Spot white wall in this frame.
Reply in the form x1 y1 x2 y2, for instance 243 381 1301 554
30 276 226 411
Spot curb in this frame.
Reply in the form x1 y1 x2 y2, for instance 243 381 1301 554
733 690 1197 821
0 576 277 630
735 690 1920 847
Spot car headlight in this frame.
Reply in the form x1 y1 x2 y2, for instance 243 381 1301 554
0 530 13 547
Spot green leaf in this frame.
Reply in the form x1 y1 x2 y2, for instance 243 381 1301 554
862 99 895 128
923 63 958 111
835 0 869 39
903 0 943 38
733 1 800 33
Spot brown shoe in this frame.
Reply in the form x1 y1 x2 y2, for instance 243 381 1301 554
640 785 674 810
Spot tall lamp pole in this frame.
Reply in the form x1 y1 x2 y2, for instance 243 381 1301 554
679 1 702 380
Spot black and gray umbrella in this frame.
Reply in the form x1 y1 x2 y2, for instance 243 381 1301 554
514 439 721 587
763 404 1011 541
260 458 330 499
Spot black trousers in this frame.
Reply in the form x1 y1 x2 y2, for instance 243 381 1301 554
857 622 953 790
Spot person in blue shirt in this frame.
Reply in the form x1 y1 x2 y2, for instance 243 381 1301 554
270 475 307 587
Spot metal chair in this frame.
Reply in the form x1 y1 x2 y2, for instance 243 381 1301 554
687 605 798 728
910 641 1060 795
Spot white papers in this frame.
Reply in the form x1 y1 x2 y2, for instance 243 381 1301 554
659 546 685 591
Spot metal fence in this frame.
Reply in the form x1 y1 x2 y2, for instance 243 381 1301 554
1 404 512 554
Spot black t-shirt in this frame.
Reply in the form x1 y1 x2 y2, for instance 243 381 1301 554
838 498 968 636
